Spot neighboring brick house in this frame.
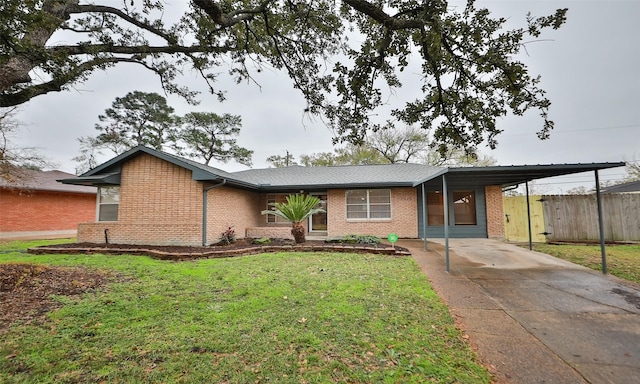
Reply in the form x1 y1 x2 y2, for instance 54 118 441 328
59 146 624 246
0 169 97 240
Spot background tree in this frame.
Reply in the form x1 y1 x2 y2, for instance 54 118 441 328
72 136 102 174
0 0 567 155
0 108 51 182
298 126 496 167
93 91 176 153
367 126 430 164
565 186 589 195
300 144 386 166
266 151 298 168
621 157 640 182
173 112 252 166
421 147 497 167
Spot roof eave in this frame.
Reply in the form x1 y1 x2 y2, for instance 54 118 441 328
255 181 417 191
58 172 121 186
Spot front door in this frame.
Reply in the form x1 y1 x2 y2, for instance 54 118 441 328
309 193 327 232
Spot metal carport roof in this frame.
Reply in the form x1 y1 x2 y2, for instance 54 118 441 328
436 163 626 187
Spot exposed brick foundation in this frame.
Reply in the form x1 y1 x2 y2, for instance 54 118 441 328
245 227 294 239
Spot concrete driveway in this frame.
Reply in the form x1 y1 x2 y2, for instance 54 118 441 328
402 238 640 384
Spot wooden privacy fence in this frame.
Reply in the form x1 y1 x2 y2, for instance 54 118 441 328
503 194 640 242
542 194 640 242
503 195 546 242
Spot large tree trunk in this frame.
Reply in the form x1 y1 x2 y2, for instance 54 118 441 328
291 222 306 244
0 0 77 95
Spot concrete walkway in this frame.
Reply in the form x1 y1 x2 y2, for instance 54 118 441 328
0 230 77 242
400 238 640 384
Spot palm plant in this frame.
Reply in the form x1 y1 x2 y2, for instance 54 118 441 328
261 194 326 243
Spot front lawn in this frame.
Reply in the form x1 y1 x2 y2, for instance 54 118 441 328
531 243 640 284
0 240 490 383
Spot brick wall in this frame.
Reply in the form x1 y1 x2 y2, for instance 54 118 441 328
77 155 270 246
485 185 505 239
78 154 206 246
78 222 202 245
327 187 418 238
207 186 261 244
246 227 294 239
0 188 95 232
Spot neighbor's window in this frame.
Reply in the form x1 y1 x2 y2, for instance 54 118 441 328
98 186 119 221
346 189 391 219
265 194 290 224
453 191 477 225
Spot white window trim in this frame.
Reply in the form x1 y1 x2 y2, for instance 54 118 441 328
345 189 392 220
97 186 120 222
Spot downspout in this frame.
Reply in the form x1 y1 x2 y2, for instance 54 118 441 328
421 183 428 251
526 181 533 250
202 179 227 246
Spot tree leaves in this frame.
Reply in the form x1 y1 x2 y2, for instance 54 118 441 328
1 1 568 155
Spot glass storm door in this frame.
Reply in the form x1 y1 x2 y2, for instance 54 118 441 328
309 193 327 232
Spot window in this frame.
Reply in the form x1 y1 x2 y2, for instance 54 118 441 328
453 191 476 225
346 189 391 219
98 186 119 221
426 190 477 226
427 191 444 225
265 194 289 224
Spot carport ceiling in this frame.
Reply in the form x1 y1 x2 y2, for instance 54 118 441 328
443 162 625 187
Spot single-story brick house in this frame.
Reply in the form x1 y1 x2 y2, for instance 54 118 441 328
0 169 97 240
59 146 624 246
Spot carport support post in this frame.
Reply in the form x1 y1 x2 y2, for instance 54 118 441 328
443 174 450 272
595 170 608 274
526 181 533 251
421 183 428 251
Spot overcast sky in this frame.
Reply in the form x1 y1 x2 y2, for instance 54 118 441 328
12 0 640 193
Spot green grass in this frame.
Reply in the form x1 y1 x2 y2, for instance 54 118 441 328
532 243 640 284
0 238 76 252
0 240 490 383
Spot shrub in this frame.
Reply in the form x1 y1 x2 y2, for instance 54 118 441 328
252 237 272 245
219 226 236 245
325 234 381 245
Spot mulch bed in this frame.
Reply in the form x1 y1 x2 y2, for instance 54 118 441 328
28 238 412 261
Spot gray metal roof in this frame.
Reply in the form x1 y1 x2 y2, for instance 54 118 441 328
441 163 627 188
1 169 96 194
57 146 625 191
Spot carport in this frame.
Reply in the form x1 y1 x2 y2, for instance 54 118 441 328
417 162 625 273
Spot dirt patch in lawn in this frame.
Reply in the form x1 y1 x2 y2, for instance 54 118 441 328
0 264 112 333
29 238 411 260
